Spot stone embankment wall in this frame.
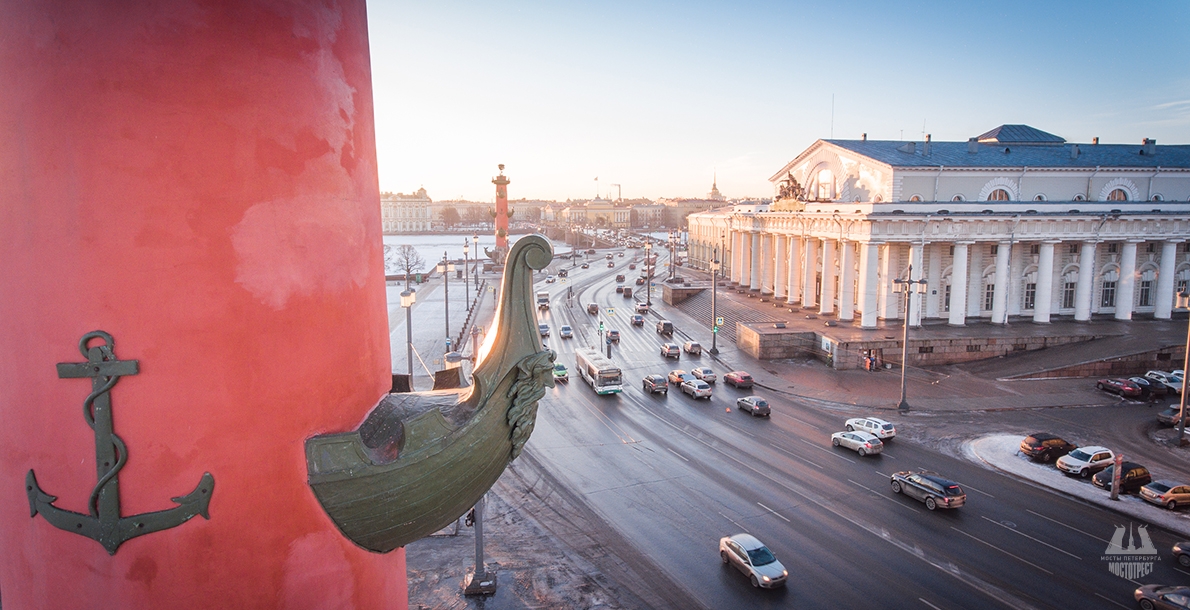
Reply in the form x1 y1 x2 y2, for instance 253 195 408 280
1008 345 1185 380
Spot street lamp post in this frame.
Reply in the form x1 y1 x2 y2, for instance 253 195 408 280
644 241 653 308
463 240 471 310
437 253 456 348
473 232 480 289
893 264 927 412
400 289 416 377
1176 291 1190 446
710 242 721 355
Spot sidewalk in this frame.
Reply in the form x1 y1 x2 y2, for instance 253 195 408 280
387 269 498 391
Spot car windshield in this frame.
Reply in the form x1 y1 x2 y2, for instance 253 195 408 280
746 546 776 566
598 371 621 385
1068 449 1092 461
561 326 571 331
554 364 566 372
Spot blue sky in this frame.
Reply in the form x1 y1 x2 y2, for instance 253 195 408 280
367 0 1190 201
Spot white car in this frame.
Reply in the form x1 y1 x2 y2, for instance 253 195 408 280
559 325 574 339
691 367 716 383
845 417 896 440
1146 370 1182 393
719 534 788 589
680 379 712 399
545 275 557 283
831 431 884 457
1056 445 1115 478
538 324 550 337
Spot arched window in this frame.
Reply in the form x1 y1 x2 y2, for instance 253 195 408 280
817 169 834 200
951 194 965 202
1152 194 1163 202
987 189 1010 201
909 195 922 202
1107 188 1128 201
1073 194 1086 201
1034 194 1047 201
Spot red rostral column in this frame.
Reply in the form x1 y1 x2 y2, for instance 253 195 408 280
0 2 407 608
493 164 512 253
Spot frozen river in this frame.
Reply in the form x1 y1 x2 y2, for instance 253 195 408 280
382 233 565 273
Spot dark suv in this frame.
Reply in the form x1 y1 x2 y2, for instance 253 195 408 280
1019 433 1076 463
1092 462 1152 494
642 375 668 394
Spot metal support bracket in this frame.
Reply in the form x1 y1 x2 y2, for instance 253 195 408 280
26 331 214 555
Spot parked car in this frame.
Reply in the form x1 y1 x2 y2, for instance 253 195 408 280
1096 378 1142 397
1092 461 1152 493
691 367 716 383
588 303 599 314
1175 541 1190 567
656 320 673 336
635 302 649 313
631 314 645 326
605 329 620 343
642 374 668 394
890 470 966 510
681 379 712 399
1146 370 1182 394
615 274 625 282
667 370 688 385
724 371 754 389
660 343 681 359
538 324 550 337
559 325 573 339
719 534 788 589
1056 445 1115 478
1140 481 1190 510
615 285 624 293
1019 432 1076 462
1157 406 1190 427
736 396 771 417
1130 376 1169 398
831 431 884 456
545 275 556 283
845 417 896 440
581 263 589 269
1133 585 1190 610
552 364 569 382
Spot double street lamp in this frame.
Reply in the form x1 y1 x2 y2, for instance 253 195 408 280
437 253 456 349
473 232 480 289
400 288 416 377
1176 291 1190 446
463 240 471 309
893 264 927 412
710 241 721 355
644 241 653 308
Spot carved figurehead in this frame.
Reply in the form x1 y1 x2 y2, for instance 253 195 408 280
305 235 555 552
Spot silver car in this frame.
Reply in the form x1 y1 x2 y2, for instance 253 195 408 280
1140 480 1190 510
692 367 717 384
831 431 884 456
890 470 966 510
736 396 770 417
538 324 550 337
719 533 788 589
681 379 712 399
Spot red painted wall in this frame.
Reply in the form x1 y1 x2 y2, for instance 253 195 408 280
0 1 407 608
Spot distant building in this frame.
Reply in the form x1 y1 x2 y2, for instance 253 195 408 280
630 202 666 227
381 188 432 233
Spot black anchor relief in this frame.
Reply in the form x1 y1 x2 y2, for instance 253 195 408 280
26 331 213 555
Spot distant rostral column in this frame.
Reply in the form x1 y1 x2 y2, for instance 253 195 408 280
489 164 511 264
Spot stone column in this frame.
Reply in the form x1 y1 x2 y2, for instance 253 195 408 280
749 232 761 291
1074 241 1097 321
819 238 837 315
786 237 801 304
925 243 942 319
878 244 895 319
1034 241 1057 323
992 241 1011 323
730 232 742 283
909 243 924 326
1115 241 1139 320
966 245 984 318
949 242 969 326
1155 240 1180 319
774 235 787 301
759 234 773 294
859 242 880 328
839 240 855 321
802 238 819 309
740 232 752 287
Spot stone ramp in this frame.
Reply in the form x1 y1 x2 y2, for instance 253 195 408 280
954 330 1182 380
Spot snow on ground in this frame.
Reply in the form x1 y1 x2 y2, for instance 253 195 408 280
964 434 1190 538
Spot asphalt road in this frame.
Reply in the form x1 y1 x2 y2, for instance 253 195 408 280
524 248 1190 610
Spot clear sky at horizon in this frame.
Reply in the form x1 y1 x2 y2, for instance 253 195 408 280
367 0 1190 202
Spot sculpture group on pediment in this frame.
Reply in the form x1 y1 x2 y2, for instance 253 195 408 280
778 172 805 201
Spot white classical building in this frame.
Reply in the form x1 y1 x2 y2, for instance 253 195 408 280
687 125 1190 328
380 188 432 234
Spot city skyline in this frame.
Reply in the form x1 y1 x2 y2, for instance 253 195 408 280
368 0 1190 201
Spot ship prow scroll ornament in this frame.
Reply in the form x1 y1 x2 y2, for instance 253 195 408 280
306 234 556 552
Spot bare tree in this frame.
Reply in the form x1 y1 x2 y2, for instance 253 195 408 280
388 244 425 288
441 206 460 227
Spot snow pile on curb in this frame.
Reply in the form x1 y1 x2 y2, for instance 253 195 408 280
965 434 1190 539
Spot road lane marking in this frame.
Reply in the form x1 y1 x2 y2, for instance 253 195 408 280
800 438 855 463
880 452 897 460
1025 509 1110 543
666 447 689 462
767 442 823 469
1176 567 1190 577
979 515 1081 560
718 511 748 533
874 471 889 477
1093 592 1130 609
757 502 790 522
848 479 920 513
949 527 1052 575
919 599 942 610
956 482 994 498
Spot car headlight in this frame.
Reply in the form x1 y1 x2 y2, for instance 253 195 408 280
782 570 788 577
762 576 770 582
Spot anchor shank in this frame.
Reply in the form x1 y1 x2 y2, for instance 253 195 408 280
91 377 121 529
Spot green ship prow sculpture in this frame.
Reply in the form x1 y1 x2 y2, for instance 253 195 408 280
305 235 555 552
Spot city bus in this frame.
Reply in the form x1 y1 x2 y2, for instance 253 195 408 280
574 348 622 395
